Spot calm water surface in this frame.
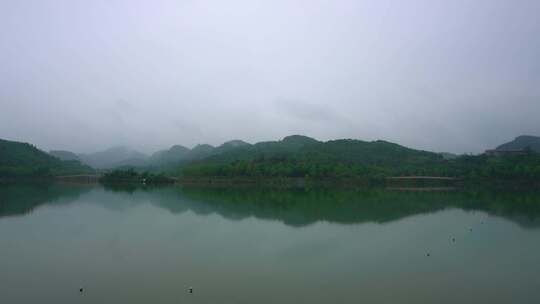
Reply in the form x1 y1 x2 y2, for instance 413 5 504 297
1 183 540 303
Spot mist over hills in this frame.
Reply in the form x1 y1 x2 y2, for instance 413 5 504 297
149 145 190 165
60 134 443 172
50 147 150 169
49 150 80 161
71 140 253 169
70 135 437 170
77 147 148 169
47 134 540 171
2 134 539 179
29 134 444 171
496 135 540 152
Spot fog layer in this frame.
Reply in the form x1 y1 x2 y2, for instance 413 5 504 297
1 0 539 154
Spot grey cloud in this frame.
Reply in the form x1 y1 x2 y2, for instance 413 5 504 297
274 99 346 124
0 0 539 154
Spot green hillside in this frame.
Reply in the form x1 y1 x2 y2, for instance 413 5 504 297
0 139 94 178
176 135 540 181
497 135 540 152
180 135 444 178
149 145 191 165
194 136 438 165
49 150 81 161
193 135 321 164
4 135 540 182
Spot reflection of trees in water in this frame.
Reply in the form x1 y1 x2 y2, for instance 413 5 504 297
166 188 449 226
1 183 540 228
179 189 540 225
0 182 93 217
157 187 540 228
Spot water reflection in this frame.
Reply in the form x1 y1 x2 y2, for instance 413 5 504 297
2 183 539 228
0 182 92 217
1 183 540 304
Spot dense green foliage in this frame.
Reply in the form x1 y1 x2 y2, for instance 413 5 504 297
180 136 540 181
180 136 439 179
182 153 540 181
100 169 175 184
182 157 389 179
0 139 93 178
423 154 540 180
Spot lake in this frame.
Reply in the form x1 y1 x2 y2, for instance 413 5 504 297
1 183 540 303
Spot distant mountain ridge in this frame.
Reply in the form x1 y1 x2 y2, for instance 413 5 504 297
43 135 445 170
188 135 440 169
496 135 540 152
149 145 191 165
60 140 254 169
5 134 538 174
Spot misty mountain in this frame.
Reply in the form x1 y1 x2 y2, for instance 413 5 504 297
214 140 251 153
145 140 251 167
496 135 540 152
78 147 148 169
149 145 191 165
0 138 93 176
4 134 540 179
44 134 539 172
49 150 81 161
281 135 320 146
185 144 216 160
77 141 251 169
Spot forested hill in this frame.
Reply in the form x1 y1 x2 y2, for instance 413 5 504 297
4 134 540 181
202 135 439 166
180 135 445 178
49 150 80 161
179 135 540 180
497 135 540 152
0 139 94 177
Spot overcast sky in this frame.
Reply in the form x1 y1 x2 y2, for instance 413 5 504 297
1 0 539 154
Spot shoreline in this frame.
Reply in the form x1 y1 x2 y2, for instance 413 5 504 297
2 175 539 191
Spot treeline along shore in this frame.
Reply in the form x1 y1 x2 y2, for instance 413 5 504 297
2 135 540 188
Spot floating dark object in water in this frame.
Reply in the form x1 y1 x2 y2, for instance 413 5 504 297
189 287 193 294
452 238 455 242
79 288 83 293
427 253 430 257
